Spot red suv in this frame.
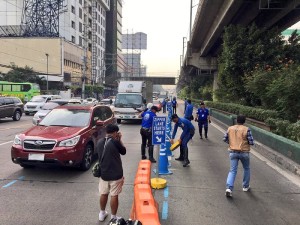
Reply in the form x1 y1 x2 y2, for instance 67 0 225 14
11 104 116 170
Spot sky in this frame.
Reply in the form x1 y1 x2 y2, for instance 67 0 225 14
122 1 300 79
122 0 198 77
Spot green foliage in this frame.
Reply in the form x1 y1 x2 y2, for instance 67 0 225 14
217 24 300 122
70 84 103 97
265 118 300 142
0 65 45 86
205 101 279 121
245 64 300 122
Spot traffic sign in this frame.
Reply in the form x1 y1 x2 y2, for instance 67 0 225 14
152 116 166 145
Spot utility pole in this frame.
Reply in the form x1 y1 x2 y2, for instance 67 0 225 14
182 37 186 67
91 0 97 85
45 53 49 94
81 1 89 99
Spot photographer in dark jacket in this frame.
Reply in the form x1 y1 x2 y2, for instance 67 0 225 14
96 124 126 222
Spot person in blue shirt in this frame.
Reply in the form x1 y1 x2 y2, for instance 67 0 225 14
171 97 178 114
170 114 195 167
195 102 211 139
139 105 159 162
184 99 194 121
162 98 167 113
184 98 188 113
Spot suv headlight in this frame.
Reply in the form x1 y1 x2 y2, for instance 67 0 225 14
58 135 80 147
13 135 22 145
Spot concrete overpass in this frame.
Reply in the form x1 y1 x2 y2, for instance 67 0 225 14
182 0 300 77
121 76 176 85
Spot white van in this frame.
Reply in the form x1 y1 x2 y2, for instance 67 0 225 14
24 95 61 115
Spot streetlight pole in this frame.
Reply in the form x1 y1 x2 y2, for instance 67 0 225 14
190 0 193 41
182 37 186 66
45 53 49 94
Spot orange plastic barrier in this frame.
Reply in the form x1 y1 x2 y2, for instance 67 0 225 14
134 160 151 185
130 160 160 225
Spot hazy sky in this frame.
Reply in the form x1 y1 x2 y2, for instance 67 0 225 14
122 0 198 77
122 1 300 78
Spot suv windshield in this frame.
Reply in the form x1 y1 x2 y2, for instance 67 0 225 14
39 108 91 127
30 96 46 102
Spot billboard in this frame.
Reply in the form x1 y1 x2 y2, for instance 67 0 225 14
122 32 147 50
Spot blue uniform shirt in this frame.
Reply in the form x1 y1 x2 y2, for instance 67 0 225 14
172 100 177 107
184 104 193 119
196 108 209 121
141 110 156 128
172 117 195 140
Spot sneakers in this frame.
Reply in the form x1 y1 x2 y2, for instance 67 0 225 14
225 188 232 197
183 160 190 167
175 157 184 161
141 155 147 160
111 215 122 220
243 186 251 192
99 211 108 221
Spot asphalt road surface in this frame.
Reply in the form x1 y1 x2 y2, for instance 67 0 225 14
0 108 300 225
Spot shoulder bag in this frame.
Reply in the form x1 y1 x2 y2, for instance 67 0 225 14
92 138 110 177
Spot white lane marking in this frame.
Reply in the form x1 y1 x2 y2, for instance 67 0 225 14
211 122 300 188
0 124 31 131
0 141 13 146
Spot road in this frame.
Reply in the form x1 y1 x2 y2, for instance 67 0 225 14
0 108 300 225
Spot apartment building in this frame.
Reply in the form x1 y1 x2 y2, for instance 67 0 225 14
0 0 110 86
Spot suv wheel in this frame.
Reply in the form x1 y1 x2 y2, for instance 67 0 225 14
80 144 93 171
117 119 121 124
13 110 21 121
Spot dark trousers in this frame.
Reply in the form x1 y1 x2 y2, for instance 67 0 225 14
172 106 176 114
198 121 208 137
140 128 152 147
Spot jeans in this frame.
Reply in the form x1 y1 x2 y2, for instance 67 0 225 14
226 151 250 191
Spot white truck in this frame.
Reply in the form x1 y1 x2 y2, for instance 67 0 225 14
114 81 149 124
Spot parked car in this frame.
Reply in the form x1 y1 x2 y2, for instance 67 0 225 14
99 98 114 105
11 104 116 170
68 98 83 104
24 95 61 115
32 99 69 125
0 97 24 121
85 97 98 104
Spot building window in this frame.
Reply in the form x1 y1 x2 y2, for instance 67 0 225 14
71 5 75 14
71 36 75 43
79 0 82 5
79 8 82 19
71 21 75 29
79 22 82 32
79 36 83 46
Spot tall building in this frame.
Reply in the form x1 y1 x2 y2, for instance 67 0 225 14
0 0 110 85
105 0 125 85
122 32 147 77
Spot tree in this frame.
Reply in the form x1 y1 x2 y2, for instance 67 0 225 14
217 24 285 105
0 65 45 86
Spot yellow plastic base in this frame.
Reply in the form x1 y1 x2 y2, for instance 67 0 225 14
151 178 167 189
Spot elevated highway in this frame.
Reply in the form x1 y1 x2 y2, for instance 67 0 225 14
182 0 300 78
